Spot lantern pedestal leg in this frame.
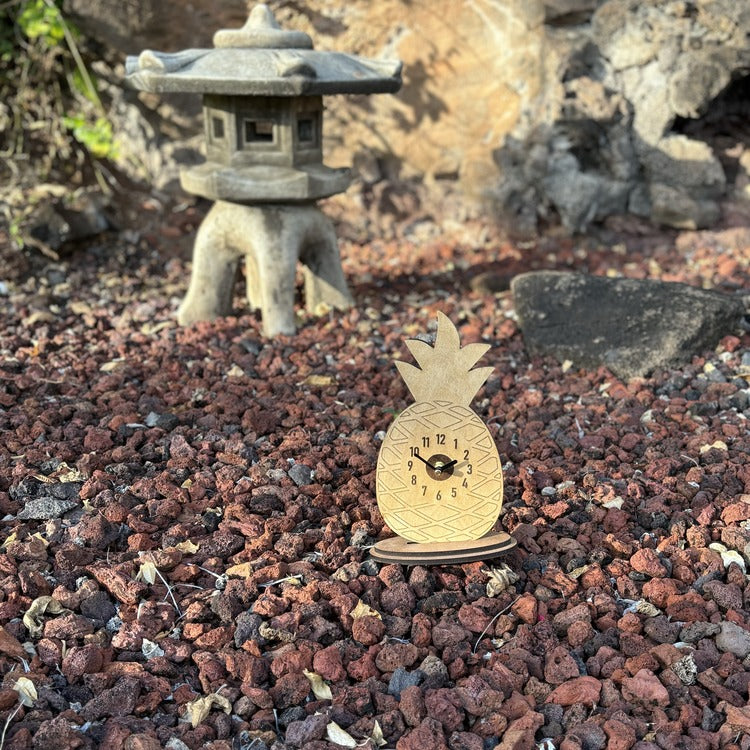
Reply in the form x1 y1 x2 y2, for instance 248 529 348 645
177 202 239 324
177 201 352 336
299 209 354 315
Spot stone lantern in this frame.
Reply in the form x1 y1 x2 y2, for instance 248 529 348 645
125 4 402 336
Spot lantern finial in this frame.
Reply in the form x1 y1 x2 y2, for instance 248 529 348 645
213 4 314 49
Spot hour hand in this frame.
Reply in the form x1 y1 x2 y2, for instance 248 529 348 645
439 459 458 471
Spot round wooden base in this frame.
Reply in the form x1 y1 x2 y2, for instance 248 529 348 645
371 531 517 565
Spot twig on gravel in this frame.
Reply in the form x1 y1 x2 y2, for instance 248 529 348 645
472 595 520 654
259 574 303 588
0 703 23 750
154 567 182 617
680 454 699 467
197 566 228 590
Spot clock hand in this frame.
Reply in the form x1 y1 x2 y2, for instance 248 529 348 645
412 452 435 469
439 459 458 471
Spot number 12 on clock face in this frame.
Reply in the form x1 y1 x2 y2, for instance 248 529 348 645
411 434 465 449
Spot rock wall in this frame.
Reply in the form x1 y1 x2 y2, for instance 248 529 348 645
498 0 750 232
66 0 750 232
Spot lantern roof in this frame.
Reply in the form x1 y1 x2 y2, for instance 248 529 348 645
125 3 402 97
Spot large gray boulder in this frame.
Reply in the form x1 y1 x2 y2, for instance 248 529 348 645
511 271 745 379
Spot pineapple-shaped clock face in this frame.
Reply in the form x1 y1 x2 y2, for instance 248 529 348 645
376 313 504 544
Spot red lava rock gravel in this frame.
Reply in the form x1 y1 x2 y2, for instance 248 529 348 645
0 205 750 750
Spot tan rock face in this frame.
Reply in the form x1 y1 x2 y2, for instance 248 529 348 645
295 0 545 196
73 0 545 199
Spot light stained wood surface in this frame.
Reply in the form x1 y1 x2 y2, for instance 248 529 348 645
376 401 504 543
395 312 493 406
371 531 516 564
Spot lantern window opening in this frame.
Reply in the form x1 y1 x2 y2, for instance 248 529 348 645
297 117 315 144
211 116 225 140
243 118 275 144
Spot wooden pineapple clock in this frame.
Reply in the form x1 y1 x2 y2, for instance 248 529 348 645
373 312 516 564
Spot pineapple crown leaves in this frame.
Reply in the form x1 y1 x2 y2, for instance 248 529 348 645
395 312 493 406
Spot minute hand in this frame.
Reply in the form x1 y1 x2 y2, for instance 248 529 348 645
412 453 435 469
439 459 458 471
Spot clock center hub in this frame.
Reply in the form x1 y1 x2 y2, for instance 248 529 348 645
426 453 454 481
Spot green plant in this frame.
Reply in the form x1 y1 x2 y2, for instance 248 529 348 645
62 114 119 160
1 0 118 171
0 0 122 255
17 0 66 45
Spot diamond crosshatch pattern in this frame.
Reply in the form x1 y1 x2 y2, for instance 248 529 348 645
376 401 504 543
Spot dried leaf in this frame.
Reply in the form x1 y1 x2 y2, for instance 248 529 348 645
1 530 19 549
225 562 254 578
623 599 661 617
99 358 125 372
303 669 332 700
13 676 37 707
175 540 199 554
326 721 357 748
484 564 519 597
185 691 232 728
23 596 66 638
350 600 381 620
136 560 158 585
709 543 746 572
26 311 55 326
258 622 296 643
602 497 624 510
700 440 728 453
313 301 332 316
30 532 49 547
180 478 193 488
142 638 165 659
226 363 245 377
140 320 172 335
568 564 591 580
51 463 84 482
69 301 93 315
303 374 336 386
370 720 387 747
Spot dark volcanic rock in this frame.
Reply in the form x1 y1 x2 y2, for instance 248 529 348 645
511 271 745 378
18 496 78 519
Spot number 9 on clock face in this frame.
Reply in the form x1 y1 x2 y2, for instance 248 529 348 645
376 401 504 543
